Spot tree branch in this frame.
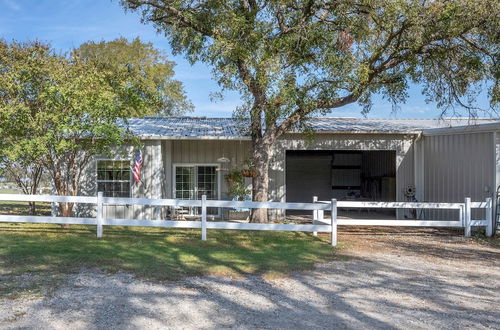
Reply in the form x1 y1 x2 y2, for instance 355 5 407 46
126 0 213 36
274 93 358 138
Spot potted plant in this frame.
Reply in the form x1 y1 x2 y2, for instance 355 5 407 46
224 170 250 220
241 157 258 178
225 170 249 201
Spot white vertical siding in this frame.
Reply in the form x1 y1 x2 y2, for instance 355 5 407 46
423 131 495 220
77 142 164 220
496 131 500 195
163 141 173 199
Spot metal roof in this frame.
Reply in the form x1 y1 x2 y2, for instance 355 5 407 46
127 116 500 140
127 117 247 139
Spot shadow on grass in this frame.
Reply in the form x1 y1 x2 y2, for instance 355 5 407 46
0 223 340 281
0 202 51 216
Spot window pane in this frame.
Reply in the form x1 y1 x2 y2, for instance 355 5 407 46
97 160 131 197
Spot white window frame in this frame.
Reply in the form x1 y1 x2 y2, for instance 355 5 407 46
96 159 132 198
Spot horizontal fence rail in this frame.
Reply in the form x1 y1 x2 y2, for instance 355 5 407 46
0 193 494 246
313 196 493 238
317 200 464 209
0 193 97 204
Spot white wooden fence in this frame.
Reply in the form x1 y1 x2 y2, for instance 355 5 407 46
313 197 494 238
0 193 494 246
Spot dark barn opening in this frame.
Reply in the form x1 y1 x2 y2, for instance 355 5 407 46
285 150 396 218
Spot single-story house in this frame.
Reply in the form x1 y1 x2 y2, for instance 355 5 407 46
77 116 500 224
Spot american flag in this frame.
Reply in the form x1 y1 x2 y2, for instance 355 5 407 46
132 150 143 185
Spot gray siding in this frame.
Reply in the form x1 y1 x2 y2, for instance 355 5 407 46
422 131 496 220
76 141 163 220
74 123 500 224
169 140 252 199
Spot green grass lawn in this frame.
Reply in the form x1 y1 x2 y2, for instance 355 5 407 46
0 189 52 216
0 223 339 282
0 201 51 216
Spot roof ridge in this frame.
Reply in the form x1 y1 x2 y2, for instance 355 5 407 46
129 116 499 121
311 117 498 121
136 116 233 120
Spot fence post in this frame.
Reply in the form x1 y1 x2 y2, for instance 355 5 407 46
312 196 318 237
201 194 207 241
97 192 103 238
331 198 337 246
485 197 493 237
464 197 471 237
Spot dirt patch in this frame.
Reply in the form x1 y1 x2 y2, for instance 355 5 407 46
1 228 499 329
338 227 499 263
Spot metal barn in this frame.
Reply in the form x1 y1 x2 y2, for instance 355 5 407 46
76 117 500 229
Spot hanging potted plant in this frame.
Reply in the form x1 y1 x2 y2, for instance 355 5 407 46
241 157 258 178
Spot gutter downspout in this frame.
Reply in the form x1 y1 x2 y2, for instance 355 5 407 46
413 132 424 219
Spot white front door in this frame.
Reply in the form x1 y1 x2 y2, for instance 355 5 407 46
173 164 220 215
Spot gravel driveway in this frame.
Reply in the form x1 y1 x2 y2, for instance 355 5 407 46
1 228 499 329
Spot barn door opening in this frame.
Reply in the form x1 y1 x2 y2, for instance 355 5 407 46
286 150 396 218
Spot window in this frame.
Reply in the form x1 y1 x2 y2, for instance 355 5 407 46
175 166 195 200
97 160 131 197
174 165 219 215
196 166 218 200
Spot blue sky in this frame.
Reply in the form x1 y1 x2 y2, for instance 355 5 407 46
0 0 492 118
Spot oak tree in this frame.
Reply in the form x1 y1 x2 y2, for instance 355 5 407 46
123 0 499 222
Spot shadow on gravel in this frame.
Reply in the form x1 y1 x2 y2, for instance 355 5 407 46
2 226 499 328
15 253 500 329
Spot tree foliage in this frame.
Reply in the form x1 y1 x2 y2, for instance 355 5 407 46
122 0 498 125
0 159 47 215
0 39 190 216
75 37 193 115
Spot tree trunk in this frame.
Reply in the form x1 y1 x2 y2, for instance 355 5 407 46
58 202 74 228
250 137 273 223
29 201 36 215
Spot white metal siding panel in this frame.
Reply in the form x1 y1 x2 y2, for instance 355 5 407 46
76 142 164 220
496 132 500 190
163 140 173 199
423 132 494 220
76 144 136 219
